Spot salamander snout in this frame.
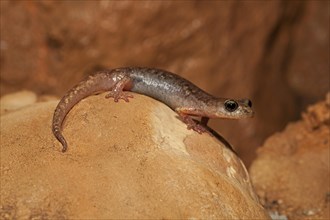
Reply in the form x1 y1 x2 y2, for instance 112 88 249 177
245 99 252 107
238 99 252 108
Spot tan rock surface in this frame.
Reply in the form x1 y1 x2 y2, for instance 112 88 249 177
0 93 269 219
250 93 330 219
0 90 37 115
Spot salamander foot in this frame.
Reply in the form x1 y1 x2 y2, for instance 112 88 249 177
105 91 133 102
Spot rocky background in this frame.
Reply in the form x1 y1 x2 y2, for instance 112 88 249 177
250 93 329 219
1 1 329 165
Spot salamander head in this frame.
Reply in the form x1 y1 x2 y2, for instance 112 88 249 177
214 98 254 119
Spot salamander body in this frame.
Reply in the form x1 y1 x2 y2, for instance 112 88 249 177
52 67 254 152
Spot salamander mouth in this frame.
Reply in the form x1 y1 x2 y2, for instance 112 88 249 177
214 108 254 119
244 110 255 118
237 108 254 118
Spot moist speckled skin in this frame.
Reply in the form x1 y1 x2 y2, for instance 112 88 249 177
52 67 254 152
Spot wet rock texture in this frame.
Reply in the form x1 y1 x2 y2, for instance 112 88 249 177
250 93 330 219
1 1 328 165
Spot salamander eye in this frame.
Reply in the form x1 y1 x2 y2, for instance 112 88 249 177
224 100 238 112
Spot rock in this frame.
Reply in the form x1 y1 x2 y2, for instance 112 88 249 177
0 93 269 219
0 90 37 115
249 93 330 219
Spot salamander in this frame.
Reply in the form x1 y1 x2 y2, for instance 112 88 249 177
52 67 254 152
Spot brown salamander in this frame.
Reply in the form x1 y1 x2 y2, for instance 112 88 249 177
52 67 254 152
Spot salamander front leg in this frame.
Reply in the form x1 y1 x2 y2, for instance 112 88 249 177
105 76 134 102
176 108 208 134
201 117 209 126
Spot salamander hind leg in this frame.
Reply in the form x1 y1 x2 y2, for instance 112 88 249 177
176 108 208 134
105 91 133 102
105 76 134 102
